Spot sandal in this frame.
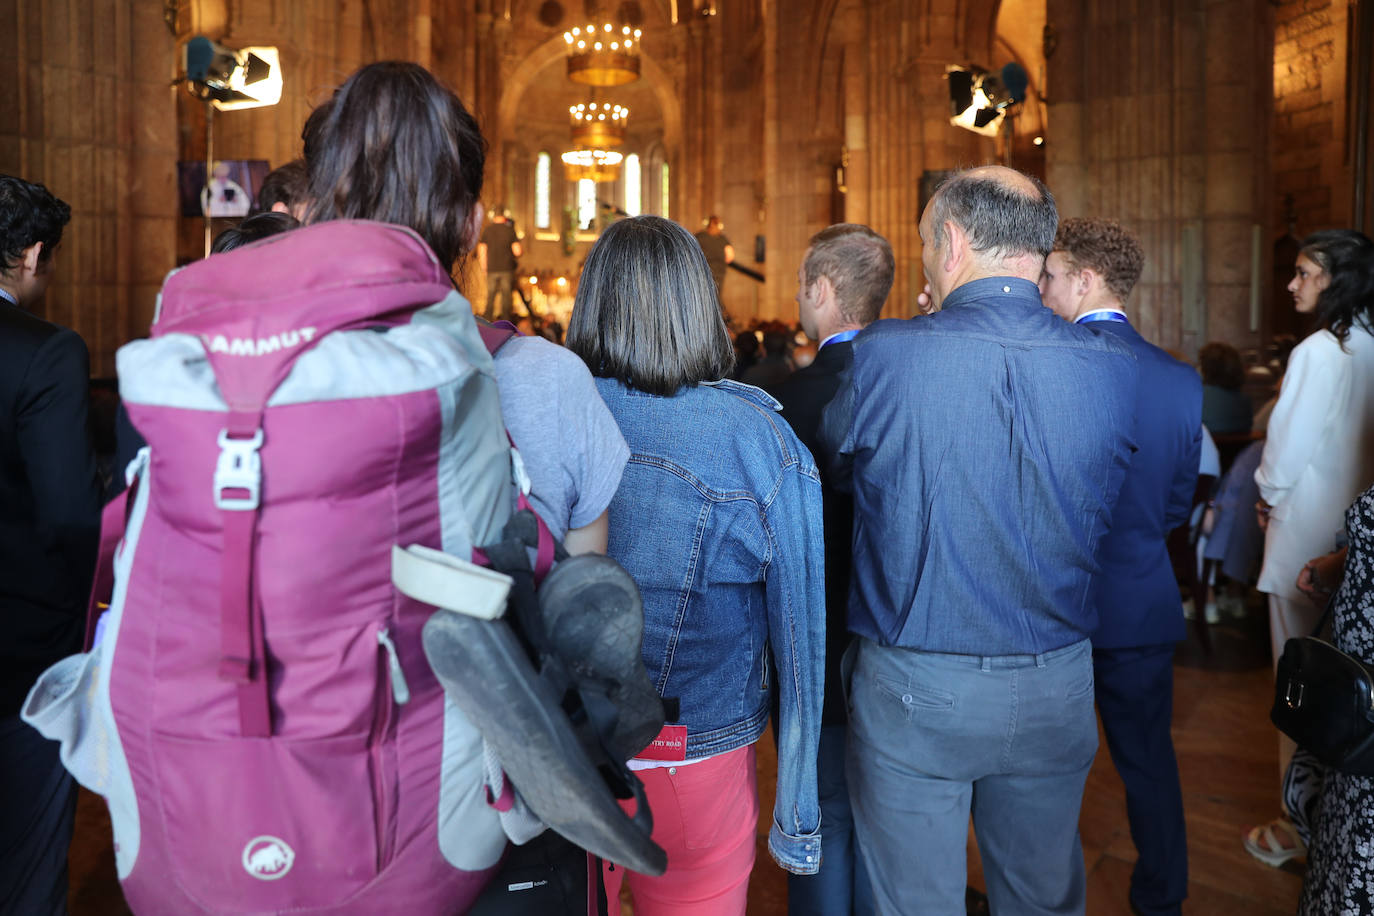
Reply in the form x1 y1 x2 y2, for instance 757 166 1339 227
1242 817 1306 867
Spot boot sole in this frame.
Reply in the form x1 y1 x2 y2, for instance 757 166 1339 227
421 609 668 876
537 555 665 759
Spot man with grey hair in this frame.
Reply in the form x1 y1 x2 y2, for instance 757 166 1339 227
820 166 1139 915
772 223 894 916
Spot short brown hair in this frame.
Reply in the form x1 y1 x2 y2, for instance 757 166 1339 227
1052 217 1145 303
252 159 309 215
566 216 735 396
803 224 894 326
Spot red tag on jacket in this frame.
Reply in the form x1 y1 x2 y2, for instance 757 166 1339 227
637 724 688 761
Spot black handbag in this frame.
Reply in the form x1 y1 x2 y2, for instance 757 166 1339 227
1271 596 1374 776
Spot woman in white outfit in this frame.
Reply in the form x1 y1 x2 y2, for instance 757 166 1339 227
1245 229 1374 866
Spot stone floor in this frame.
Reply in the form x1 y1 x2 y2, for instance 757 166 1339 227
66 605 1302 914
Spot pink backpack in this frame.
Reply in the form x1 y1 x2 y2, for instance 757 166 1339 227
24 221 520 914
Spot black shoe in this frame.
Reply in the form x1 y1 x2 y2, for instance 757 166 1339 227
421 608 668 876
536 554 664 761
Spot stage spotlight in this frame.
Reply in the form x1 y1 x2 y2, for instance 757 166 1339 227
183 36 283 111
946 63 1027 138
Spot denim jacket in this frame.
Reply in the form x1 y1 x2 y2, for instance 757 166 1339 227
594 376 825 875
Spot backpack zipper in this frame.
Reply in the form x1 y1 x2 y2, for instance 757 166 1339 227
376 628 411 705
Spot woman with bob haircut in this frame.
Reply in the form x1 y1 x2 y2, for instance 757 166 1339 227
567 215 825 914
1246 229 1374 868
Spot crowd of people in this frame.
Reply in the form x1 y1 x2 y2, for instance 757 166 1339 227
3 58 1374 916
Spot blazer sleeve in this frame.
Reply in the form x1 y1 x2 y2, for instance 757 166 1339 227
818 363 857 494
17 328 101 577
1255 333 1343 508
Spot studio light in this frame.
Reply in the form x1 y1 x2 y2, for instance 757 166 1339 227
946 63 1027 138
183 36 283 111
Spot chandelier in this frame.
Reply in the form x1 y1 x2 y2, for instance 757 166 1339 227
563 22 642 86
570 101 628 150
561 148 624 182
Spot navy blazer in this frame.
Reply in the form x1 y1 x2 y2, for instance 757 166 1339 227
0 302 101 715
769 339 855 725
1088 319 1202 649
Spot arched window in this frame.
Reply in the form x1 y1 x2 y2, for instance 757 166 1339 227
578 178 597 230
660 162 670 217
624 154 641 216
535 152 551 229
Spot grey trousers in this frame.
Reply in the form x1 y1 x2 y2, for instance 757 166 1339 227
847 638 1097 916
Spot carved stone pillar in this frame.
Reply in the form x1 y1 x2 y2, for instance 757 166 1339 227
1047 0 1271 353
0 0 178 375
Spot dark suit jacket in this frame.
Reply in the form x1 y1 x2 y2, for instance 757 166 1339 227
1089 320 1202 649
769 339 854 725
0 302 101 715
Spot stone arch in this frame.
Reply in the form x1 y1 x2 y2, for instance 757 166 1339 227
496 34 682 155
805 0 1005 109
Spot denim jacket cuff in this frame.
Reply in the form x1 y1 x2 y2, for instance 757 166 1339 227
767 820 822 875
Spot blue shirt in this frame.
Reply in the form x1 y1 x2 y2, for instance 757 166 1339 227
820 277 1139 655
593 376 825 874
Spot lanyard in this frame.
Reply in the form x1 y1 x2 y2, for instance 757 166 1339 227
1076 311 1128 325
821 329 861 349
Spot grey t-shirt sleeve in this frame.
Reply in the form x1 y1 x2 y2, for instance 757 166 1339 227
492 336 630 539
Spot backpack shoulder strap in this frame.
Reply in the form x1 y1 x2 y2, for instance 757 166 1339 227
479 322 519 356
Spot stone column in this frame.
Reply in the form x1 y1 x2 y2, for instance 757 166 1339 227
0 0 178 375
1047 0 1270 354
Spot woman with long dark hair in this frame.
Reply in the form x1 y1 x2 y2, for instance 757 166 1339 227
300 62 650 905
1246 229 1374 866
566 215 825 915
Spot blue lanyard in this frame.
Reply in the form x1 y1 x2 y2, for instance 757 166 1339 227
0 288 15 307
821 329 861 349
1076 311 1128 325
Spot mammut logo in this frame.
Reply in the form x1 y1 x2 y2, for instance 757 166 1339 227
242 836 295 880
203 327 317 357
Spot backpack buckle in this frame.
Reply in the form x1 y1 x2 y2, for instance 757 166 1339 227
214 428 264 511
1285 679 1304 709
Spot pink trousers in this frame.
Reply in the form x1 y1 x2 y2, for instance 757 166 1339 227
603 744 759 916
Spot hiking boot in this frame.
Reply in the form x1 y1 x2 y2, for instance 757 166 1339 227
421 608 668 876
536 554 664 761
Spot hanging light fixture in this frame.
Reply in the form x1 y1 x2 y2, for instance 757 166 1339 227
563 95 628 182
570 99 628 149
563 22 642 86
561 148 624 182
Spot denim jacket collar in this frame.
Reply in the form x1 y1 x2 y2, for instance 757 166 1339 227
701 377 783 412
